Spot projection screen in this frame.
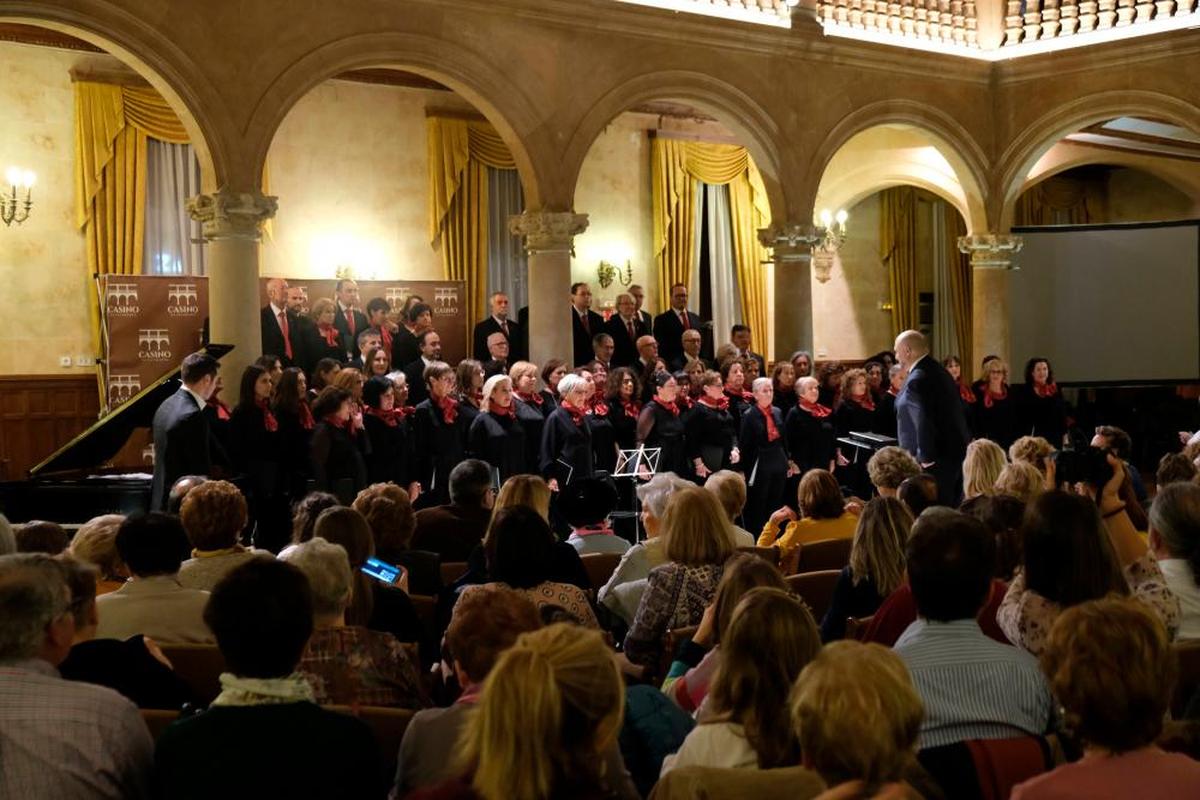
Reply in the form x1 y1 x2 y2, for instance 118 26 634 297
1009 221 1200 384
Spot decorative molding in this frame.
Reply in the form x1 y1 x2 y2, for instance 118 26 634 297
958 233 1024 269
509 211 590 254
187 189 278 241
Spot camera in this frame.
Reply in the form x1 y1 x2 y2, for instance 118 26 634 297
1052 445 1114 487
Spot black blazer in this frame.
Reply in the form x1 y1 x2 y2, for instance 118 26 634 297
571 308 606 367
391 326 421 369
151 388 218 511
637 401 688 478
540 407 593 484
653 309 704 364
604 315 650 368
411 400 469 503
404 359 431 406
468 411 528 483
308 422 368 504
473 317 524 362
972 387 1020 450
332 305 369 360
685 401 738 473
260 306 304 368
895 355 970 467
739 404 790 478
786 405 837 473
228 404 284 496
302 325 346 375
362 412 413 487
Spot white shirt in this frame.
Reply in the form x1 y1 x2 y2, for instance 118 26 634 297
1159 558 1200 640
181 385 207 411
661 722 758 775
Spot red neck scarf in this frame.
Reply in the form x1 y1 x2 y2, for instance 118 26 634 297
317 322 339 347
759 404 780 441
297 400 315 430
621 398 641 419
256 398 278 432
517 390 543 407
958 381 977 404
435 394 460 425
799 398 832 418
848 393 876 412
1033 381 1058 399
588 397 609 417
699 394 729 411
366 405 412 427
725 385 752 402
983 384 1008 408
675 396 694 413
654 396 680 417
490 403 516 420
323 413 355 436
207 396 231 421
561 400 586 426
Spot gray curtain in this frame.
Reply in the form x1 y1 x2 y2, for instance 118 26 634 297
487 167 528 310
144 139 205 276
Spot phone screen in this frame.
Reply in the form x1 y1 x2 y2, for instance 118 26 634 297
362 556 404 585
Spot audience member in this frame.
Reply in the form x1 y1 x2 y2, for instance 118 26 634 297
757 470 857 560
1009 435 1054 476
1157 451 1197 488
354 482 440 596
994 460 1045 504
1092 424 1149 504
95 513 213 644
662 587 819 773
897 473 938 518
1012 597 1200 799
14 520 68 555
866 446 922 498
412 459 494 562
562 477 628 555
0 513 13 555
895 508 1052 748
960 492 1027 582
69 513 128 594
0 553 154 799
154 559 380 799
703 470 756 546
290 490 340 544
821 496 912 642
1148 481 1200 640
963 438 1007 498
178 480 269 591
281 537 425 708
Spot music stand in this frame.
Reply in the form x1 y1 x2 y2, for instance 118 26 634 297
612 447 662 543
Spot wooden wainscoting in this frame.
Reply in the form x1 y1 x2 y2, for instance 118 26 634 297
0 375 102 480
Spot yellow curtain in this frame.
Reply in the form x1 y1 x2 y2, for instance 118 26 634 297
945 204 973 381
427 117 515 327
880 187 920 337
650 138 771 343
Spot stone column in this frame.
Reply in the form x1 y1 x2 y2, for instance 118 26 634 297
509 210 589 368
958 233 1023 373
187 188 277 403
760 223 817 360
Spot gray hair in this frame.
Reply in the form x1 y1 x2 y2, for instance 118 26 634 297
385 370 407 387
0 514 14 556
557 373 589 399
636 472 694 520
751 377 772 393
1150 482 1200 571
0 553 70 660
888 364 906 380
795 376 819 394
279 538 353 618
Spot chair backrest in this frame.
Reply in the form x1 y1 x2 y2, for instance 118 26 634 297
409 594 437 633
580 551 623 592
794 537 852 574
736 546 780 566
785 570 841 622
140 708 180 741
1172 640 1200 718
159 643 227 706
918 736 1054 800
326 705 416 788
843 614 874 641
439 561 468 585
657 624 700 684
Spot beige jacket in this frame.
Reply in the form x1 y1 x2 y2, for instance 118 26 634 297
95 575 214 644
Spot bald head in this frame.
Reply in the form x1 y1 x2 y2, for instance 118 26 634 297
266 278 288 306
894 330 928 369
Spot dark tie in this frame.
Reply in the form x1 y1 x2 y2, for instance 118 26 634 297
581 312 590 334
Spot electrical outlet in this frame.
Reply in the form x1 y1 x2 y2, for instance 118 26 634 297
59 356 72 367
75 356 93 367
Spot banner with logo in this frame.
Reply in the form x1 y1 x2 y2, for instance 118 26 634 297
99 276 466 411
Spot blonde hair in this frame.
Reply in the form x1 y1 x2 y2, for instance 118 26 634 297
1009 435 1054 473
70 514 126 579
480 375 512 413
791 641 922 790
840 367 868 399
704 470 747 520
508 361 539 386
459 623 624 800
963 439 1007 498
994 461 1045 505
486 474 552 545
661 486 737 566
310 297 335 321
332 368 364 395
848 497 912 597
866 446 921 491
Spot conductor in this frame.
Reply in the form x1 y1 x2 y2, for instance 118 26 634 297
151 352 224 511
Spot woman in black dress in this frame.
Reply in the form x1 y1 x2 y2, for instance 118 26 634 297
581 362 617 475
540 373 594 491
604 367 641 455
228 364 288 551
309 386 368 505
468 374 528 483
721 358 753 427
412 362 470 506
874 364 905 438
455 359 485 430
833 367 878 498
943 355 977 439
771 360 796 413
973 357 1019 449
787 375 836 474
305 298 347 372
272 367 314 501
540 359 567 410
687 370 740 480
739 377 797 533
1016 356 1068 446
637 372 688 479
361 375 417 496
512 361 550 471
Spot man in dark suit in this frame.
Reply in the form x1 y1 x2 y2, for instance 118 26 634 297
151 352 223 511
731 324 766 376
392 301 432 369
894 330 971 506
653 283 704 367
570 282 605 367
349 329 382 373
332 279 369 362
604 292 648 368
629 284 654 330
591 333 614 372
260 278 303 368
404 329 442 406
482 332 510 378
473 292 525 363
670 328 711 373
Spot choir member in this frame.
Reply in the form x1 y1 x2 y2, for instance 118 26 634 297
331 368 366 432
816 361 844 408
392 302 432 369
254 354 283 386
365 296 397 356
605 367 642 455
361 375 417 497
541 359 567 410
309 385 368 505
455 358 486 429
570 282 605 367
686 370 740 479
204 374 233 460
472 291 522 362
591 333 614 372
305 298 347 371
875 364 905 438
771 360 796 412
482 332 510 378
636 372 688 478
672 370 695 415
412 362 469 506
739 377 797 533
468 374 528 483
605 292 648 368
1017 356 1068 446
581 363 617 474
229 364 288 551
272 366 315 500
363 345 391 378
864 360 885 400
943 355 977 438
743 354 761 384
683 359 706 400
512 361 550 470
403 329 441 407
791 350 813 379
540 373 594 491
833 367 878 498
349 329 382 373
721 358 753 426
973 357 1019 449
787 376 836 474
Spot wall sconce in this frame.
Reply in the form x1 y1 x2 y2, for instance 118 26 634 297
597 259 633 290
816 208 849 253
2 167 35 227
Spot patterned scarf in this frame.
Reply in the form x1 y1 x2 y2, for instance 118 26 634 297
621 398 641 420
588 397 609 417
211 672 315 707
561 400 586 426
317 322 339 347
365 405 412 427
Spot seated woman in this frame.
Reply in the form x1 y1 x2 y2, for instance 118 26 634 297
865 446 921 499
69 514 128 594
468 374 528 483
963 438 1008 500
178 480 269 591
994 461 1046 505
758 469 857 562
998 462 1182 656
1012 598 1200 799
289 491 339 547
623 486 735 670
1148 481 1200 640
661 553 789 714
411 624 627 800
361 375 417 495
281 537 426 709
455 506 598 628
1009 435 1054 480
703 470 755 547
352 482 440 597
562 477 628 556
662 587 820 774
820 497 912 642
309 386 368 505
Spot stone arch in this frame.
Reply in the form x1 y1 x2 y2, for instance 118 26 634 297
0 2 231 189
996 90 1200 230
244 31 550 208
1019 146 1200 213
560 70 789 221
808 100 990 233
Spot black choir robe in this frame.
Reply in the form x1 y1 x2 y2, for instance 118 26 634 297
738 404 790 533
309 421 369 505
540 407 593 486
515 397 550 475
685 401 738 475
468 410 527 483
587 406 618 475
786 405 837 474
973 387 1020 450
637 400 688 478
411 400 470 505
1015 384 1068 446
274 405 313 499
362 412 414 487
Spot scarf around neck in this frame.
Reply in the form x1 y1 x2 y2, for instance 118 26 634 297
561 400 586 426
759 404 780 441
517 390 543 406
211 672 315 707
799 398 832 418
256 398 278 432
436 394 460 424
1033 381 1058 399
983 384 1008 408
654 396 680 417
699 394 730 411
958 381 977 404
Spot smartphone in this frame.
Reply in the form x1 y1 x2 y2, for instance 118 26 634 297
362 556 406 585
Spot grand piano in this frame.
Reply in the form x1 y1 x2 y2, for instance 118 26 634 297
0 345 232 523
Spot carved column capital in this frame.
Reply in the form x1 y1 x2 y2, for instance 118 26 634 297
958 233 1024 269
509 211 589 255
187 188 278 241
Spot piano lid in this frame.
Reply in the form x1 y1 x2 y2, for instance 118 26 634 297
30 344 233 478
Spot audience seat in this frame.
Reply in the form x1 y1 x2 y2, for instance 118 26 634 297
785 570 841 622
793 538 852 574
159 643 227 707
1172 640 1200 718
843 614 874 641
580 552 623 592
657 625 700 685
918 735 1057 800
736 546 781 566
327 704 415 786
439 561 468 585
409 594 437 633
140 708 180 740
